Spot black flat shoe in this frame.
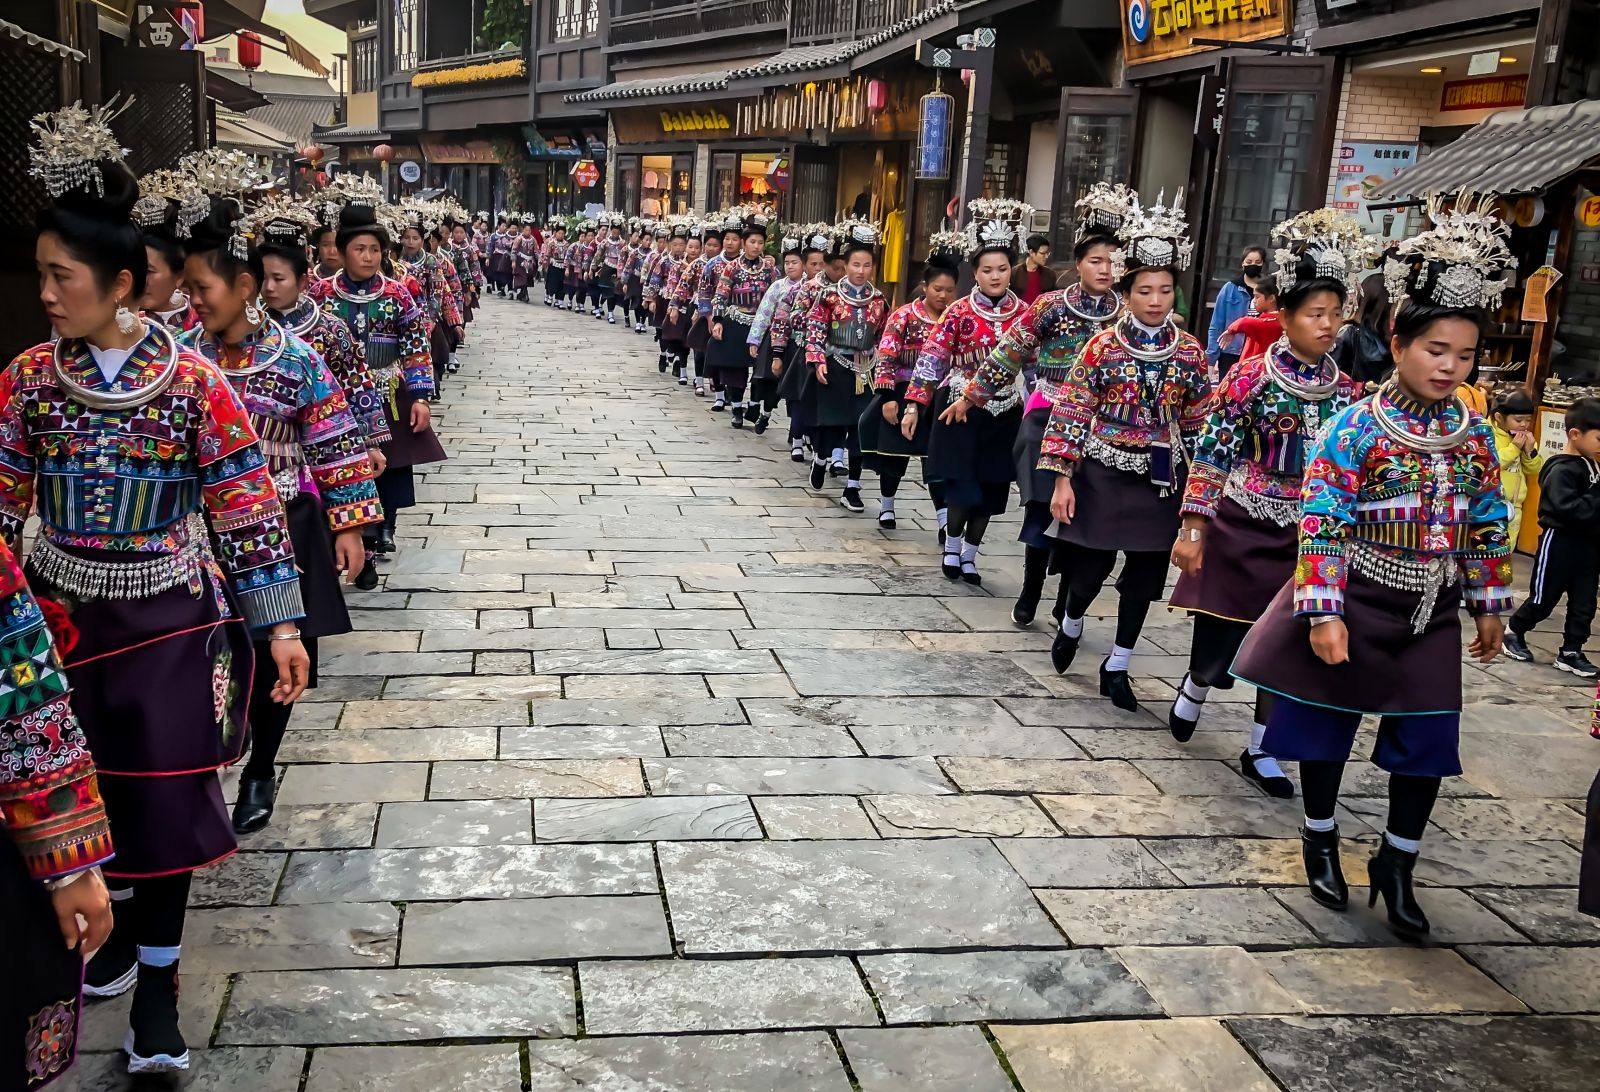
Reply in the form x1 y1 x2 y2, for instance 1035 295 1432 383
231 777 276 835
941 548 962 580
353 563 379 591
754 413 771 435
1368 840 1430 940
961 561 982 586
1240 748 1296 799
1167 671 1201 743
126 962 189 1074
1301 825 1349 910
1099 658 1138 712
1012 580 1043 627
809 462 827 490
1050 628 1081 675
878 512 896 531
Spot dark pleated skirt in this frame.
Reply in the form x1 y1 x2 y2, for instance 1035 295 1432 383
1013 405 1056 508
627 277 644 307
709 317 754 384
685 315 713 353
377 465 417 513
378 379 446 470
0 829 82 1088
544 266 565 297
662 309 692 344
33 552 254 878
1050 455 1183 553
925 387 1023 487
815 360 874 428
1233 570 1464 716
284 491 352 642
1169 496 1298 623
858 382 929 459
775 343 806 403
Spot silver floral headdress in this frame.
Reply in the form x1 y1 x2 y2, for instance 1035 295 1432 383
800 222 833 252
837 216 880 247
1111 191 1194 280
927 230 967 263
964 198 1033 259
1271 207 1381 317
249 196 319 248
1074 182 1137 245
1383 193 1514 311
28 98 132 199
177 149 273 258
132 168 199 230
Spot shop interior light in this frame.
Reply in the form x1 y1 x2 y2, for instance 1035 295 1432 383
1419 66 1444 74
1501 55 1517 63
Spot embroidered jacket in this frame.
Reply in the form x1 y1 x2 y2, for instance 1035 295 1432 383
602 237 625 271
540 236 568 274
0 328 305 630
644 250 675 304
713 255 776 321
0 537 113 882
310 273 433 397
968 285 1120 408
784 274 829 353
184 322 382 533
874 300 944 390
147 298 201 337
1036 318 1210 475
907 290 1028 406
748 276 801 347
513 235 539 279
566 240 590 279
1182 345 1361 523
804 281 890 371
446 241 484 290
694 253 729 316
276 295 390 449
1294 387 1513 617
400 251 462 331
669 254 707 309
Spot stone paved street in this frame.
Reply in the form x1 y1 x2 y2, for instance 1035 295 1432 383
70 297 1599 1090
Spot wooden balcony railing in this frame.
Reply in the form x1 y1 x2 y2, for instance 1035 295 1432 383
607 0 789 47
789 0 940 44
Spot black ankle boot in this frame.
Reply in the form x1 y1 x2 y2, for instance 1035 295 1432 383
1050 626 1081 675
1050 580 1069 626
84 903 138 999
375 526 396 554
1167 672 1202 743
1300 825 1349 910
1099 657 1138 712
126 962 189 1074
754 412 771 435
354 562 380 591
231 776 277 834
1012 579 1044 627
1368 840 1430 940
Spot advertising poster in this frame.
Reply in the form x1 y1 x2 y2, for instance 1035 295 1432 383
1334 141 1419 243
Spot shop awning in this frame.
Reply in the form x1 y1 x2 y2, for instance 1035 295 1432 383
566 71 733 105
206 69 271 112
0 16 84 60
1372 99 1600 200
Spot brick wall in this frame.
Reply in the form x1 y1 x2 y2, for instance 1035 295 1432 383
1324 69 1441 203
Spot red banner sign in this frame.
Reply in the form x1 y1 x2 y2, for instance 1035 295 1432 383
1439 74 1528 113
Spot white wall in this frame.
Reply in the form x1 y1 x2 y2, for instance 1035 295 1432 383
1025 119 1057 214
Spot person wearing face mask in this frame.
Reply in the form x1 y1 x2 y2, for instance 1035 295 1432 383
962 183 1133 621
132 173 200 336
804 218 890 514
1232 200 1515 941
905 199 1034 584
181 194 382 836
1168 209 1377 799
1207 245 1268 377
1039 193 1211 710
710 215 777 429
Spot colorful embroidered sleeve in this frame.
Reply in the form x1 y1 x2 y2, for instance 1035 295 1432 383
670 258 701 307
321 313 391 448
711 262 736 319
291 346 382 532
393 283 435 397
748 278 789 345
191 356 305 628
1181 357 1266 519
804 288 836 368
774 280 808 350
0 354 39 545
1292 403 1365 616
1458 420 1514 615
969 295 1045 407
439 257 463 329
1178 336 1214 453
1036 328 1111 475
695 260 721 315
0 538 114 881
874 305 911 390
906 305 960 405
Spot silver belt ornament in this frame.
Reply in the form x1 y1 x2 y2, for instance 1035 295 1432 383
1348 540 1458 635
950 373 1022 416
1085 434 1151 474
1223 466 1300 528
29 534 211 602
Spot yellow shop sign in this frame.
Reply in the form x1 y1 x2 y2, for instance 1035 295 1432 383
660 109 732 134
1121 0 1292 66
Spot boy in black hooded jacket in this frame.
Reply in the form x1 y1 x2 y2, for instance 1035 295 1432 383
1505 397 1600 676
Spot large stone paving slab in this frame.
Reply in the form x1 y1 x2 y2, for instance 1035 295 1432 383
536 795 761 841
859 948 1158 1022
993 1018 1279 1091
645 756 954 795
525 1032 852 1091
428 758 646 799
658 840 1062 953
276 844 657 903
580 956 879 1033
303 1045 523 1092
775 649 1050 696
838 1026 1015 1092
375 799 533 848
400 896 672 964
71 1048 305 1091
219 967 576 1044
183 904 398 973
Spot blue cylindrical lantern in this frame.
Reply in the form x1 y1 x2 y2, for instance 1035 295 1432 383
915 90 953 181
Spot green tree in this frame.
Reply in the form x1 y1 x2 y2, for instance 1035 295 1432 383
480 0 527 51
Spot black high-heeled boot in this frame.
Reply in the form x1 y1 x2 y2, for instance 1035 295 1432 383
1367 840 1430 940
1011 547 1047 627
1300 825 1348 910
231 776 277 834
1098 657 1138 712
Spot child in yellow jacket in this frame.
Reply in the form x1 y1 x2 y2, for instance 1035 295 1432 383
1492 389 1542 546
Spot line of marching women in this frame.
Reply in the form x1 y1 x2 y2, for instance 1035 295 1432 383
0 104 468 1083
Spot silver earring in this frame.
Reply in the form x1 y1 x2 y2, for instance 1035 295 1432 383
244 297 262 325
168 288 186 309
115 305 138 334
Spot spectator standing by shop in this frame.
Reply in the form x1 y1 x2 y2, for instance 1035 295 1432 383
1491 389 1543 546
1504 398 1600 677
1011 235 1053 305
1206 244 1267 377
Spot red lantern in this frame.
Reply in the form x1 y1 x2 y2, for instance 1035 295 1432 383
373 144 396 164
301 145 325 164
867 79 887 112
238 30 263 71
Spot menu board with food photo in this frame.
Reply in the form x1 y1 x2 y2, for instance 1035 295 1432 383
1333 141 1419 243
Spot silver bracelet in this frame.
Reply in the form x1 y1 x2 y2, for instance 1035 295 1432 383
1308 615 1340 628
45 865 100 892
268 630 303 641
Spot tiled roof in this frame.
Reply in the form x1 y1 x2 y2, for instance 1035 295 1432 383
0 15 83 60
247 95 338 146
566 0 959 104
1372 99 1600 200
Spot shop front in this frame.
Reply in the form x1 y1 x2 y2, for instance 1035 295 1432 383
524 127 608 220
609 101 790 220
420 137 514 214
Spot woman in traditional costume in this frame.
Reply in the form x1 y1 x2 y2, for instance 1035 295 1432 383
710 214 777 429
856 234 963 530
0 538 113 1091
1232 199 1515 938
398 209 463 395
182 195 383 834
132 171 201 336
905 200 1033 583
804 219 889 514
11 110 309 1074
1040 194 1211 709
1167 209 1376 799
964 184 1130 620
766 226 833 462
660 223 703 387
746 230 808 440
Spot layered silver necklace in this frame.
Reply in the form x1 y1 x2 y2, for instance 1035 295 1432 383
211 318 289 378
1373 380 1471 453
1113 314 1179 362
1266 336 1340 400
52 321 181 412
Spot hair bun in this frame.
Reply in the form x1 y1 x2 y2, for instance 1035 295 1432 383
52 159 138 221
185 195 244 254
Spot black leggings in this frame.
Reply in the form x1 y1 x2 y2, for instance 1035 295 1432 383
879 455 909 498
927 476 946 512
816 427 863 478
1301 761 1440 840
241 635 316 781
1063 548 1169 648
106 872 193 952
947 508 991 546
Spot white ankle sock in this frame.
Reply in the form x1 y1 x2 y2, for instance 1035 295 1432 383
1246 722 1287 778
960 541 979 563
944 535 964 557
1060 613 1085 639
813 455 828 468
1248 721 1268 752
879 497 895 514
832 447 846 465
1303 815 1336 833
1105 643 1133 672
847 479 860 490
1173 678 1211 722
937 507 949 530
1384 830 1422 853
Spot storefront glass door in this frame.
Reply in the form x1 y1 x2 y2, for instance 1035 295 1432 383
1052 88 1139 251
